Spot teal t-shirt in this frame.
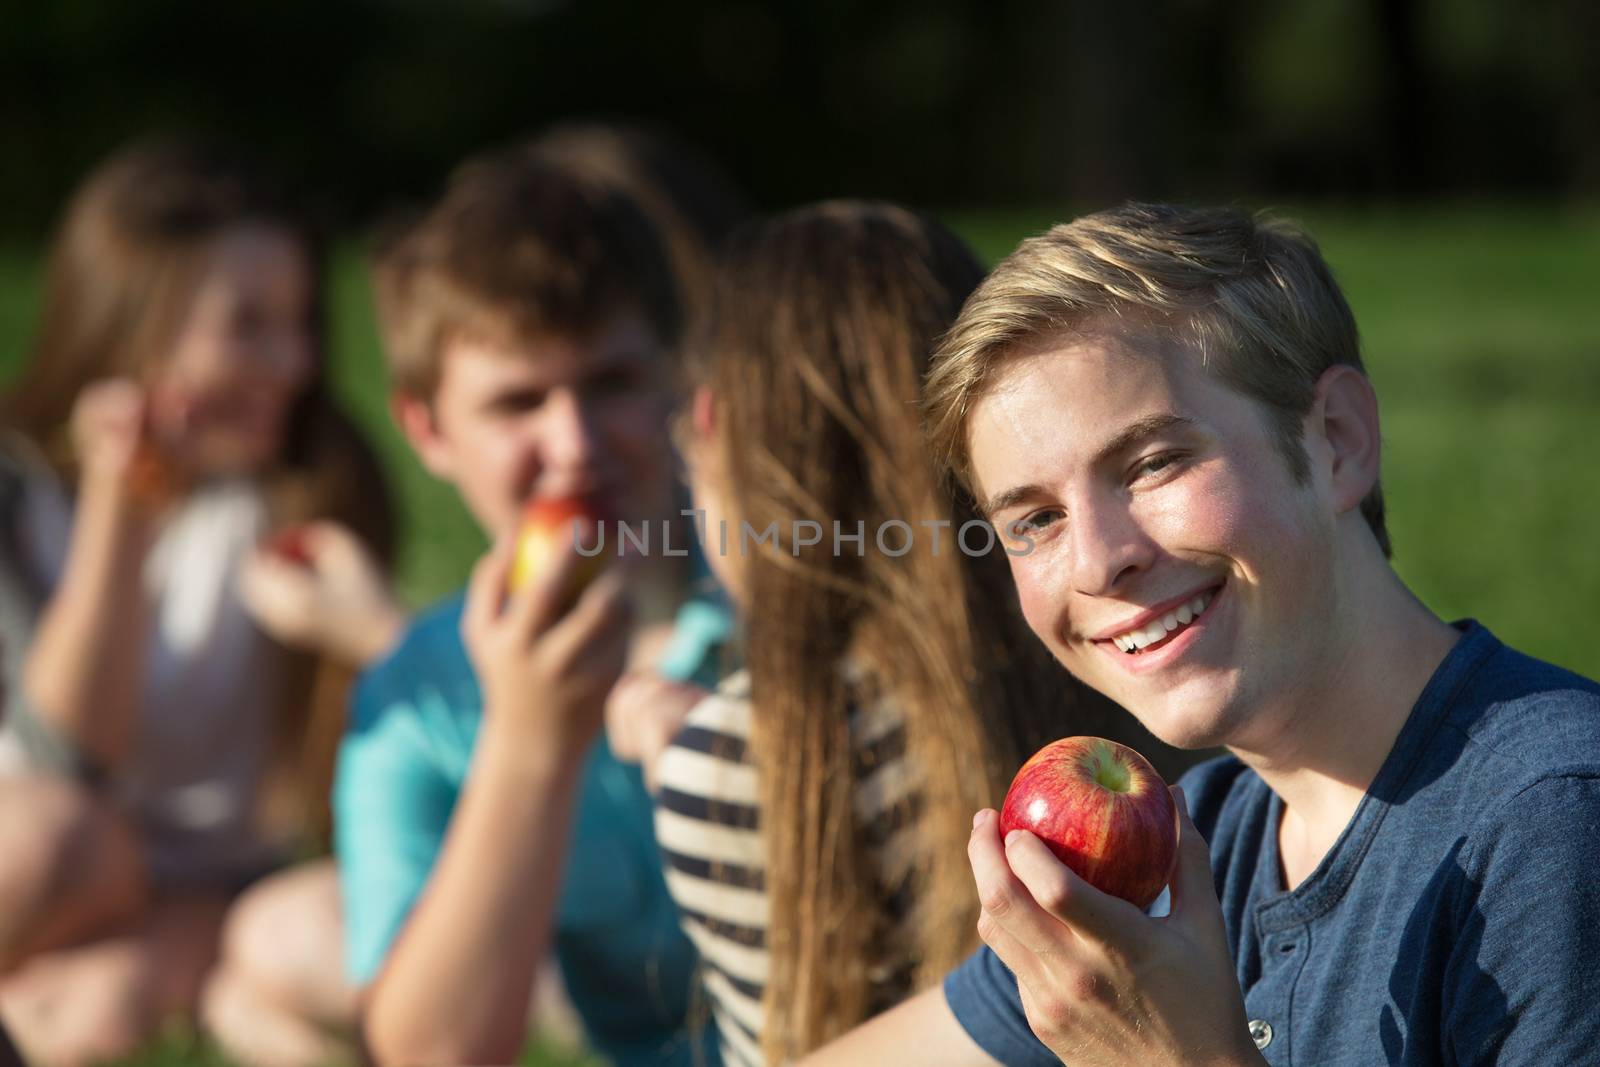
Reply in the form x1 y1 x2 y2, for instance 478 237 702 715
335 590 731 1067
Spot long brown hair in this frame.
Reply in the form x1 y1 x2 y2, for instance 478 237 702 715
1 138 395 844
688 202 1086 1059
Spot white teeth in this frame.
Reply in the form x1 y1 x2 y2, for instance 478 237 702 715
1110 587 1219 653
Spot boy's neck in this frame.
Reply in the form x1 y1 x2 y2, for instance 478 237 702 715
629 543 691 627
1228 559 1462 880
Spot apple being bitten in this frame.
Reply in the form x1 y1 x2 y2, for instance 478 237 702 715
127 441 180 508
999 736 1178 909
509 496 609 599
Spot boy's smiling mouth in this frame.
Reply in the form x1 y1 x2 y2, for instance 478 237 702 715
1090 580 1225 656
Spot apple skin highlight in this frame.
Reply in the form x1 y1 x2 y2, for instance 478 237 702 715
999 736 1179 909
508 496 608 598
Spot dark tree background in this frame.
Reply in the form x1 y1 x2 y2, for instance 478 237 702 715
1 0 1595 236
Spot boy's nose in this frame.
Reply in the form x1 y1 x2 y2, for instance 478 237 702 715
539 388 603 472
1069 499 1157 597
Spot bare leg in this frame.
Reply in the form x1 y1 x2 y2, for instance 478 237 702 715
201 859 359 1067
200 859 587 1066
0 890 227 1067
0 776 148 972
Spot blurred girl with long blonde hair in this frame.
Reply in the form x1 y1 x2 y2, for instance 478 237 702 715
611 202 1146 1064
0 139 397 1064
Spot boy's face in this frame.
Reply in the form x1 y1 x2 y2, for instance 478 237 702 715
968 326 1338 751
396 314 675 541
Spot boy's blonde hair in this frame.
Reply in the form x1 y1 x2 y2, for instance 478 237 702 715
371 148 679 398
924 202 1391 556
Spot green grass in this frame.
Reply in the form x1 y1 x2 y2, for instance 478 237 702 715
1 203 1597 1063
80 1023 596 1067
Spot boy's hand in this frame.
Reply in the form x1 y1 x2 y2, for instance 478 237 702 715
239 520 406 665
461 530 631 762
605 672 709 792
970 787 1265 1067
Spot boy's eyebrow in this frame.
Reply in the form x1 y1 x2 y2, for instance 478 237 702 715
979 413 1195 518
981 482 1049 520
1092 413 1194 467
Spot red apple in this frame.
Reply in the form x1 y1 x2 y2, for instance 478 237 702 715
265 525 315 567
999 736 1178 909
127 441 180 509
509 496 609 598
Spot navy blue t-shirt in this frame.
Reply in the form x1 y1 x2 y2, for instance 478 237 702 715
946 622 1600 1065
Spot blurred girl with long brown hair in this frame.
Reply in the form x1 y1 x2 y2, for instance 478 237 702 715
0 138 397 1065
609 201 1145 1064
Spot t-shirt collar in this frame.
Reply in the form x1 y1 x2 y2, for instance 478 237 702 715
1253 620 1500 931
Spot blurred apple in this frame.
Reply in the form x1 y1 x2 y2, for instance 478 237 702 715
509 496 608 599
265 525 315 567
999 736 1178 909
126 441 180 508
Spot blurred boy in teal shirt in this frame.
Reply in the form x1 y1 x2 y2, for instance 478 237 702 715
334 149 728 1066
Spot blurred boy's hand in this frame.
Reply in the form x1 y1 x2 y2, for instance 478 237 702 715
605 672 708 792
239 520 406 666
461 534 631 764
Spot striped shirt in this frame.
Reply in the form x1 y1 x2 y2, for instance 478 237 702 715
654 668 923 1067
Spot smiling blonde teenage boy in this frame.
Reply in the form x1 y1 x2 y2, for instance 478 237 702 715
802 203 1600 1067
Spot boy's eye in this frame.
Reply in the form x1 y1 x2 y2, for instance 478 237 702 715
1011 508 1064 534
232 305 266 339
489 389 547 415
1132 452 1183 480
586 368 645 397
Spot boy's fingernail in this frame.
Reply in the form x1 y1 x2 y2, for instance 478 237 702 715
972 811 986 830
1004 829 1023 848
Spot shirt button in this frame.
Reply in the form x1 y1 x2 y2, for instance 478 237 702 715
1249 1019 1274 1049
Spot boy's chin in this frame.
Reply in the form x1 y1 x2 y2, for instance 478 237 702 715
1131 700 1241 753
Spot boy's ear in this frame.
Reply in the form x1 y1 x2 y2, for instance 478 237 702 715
390 390 455 481
1309 365 1381 516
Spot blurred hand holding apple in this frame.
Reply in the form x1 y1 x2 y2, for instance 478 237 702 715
463 505 631 766
239 520 406 666
68 379 182 514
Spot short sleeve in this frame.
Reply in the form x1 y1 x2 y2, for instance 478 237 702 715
943 946 1059 1067
655 596 734 689
1446 774 1600 1064
333 675 458 985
